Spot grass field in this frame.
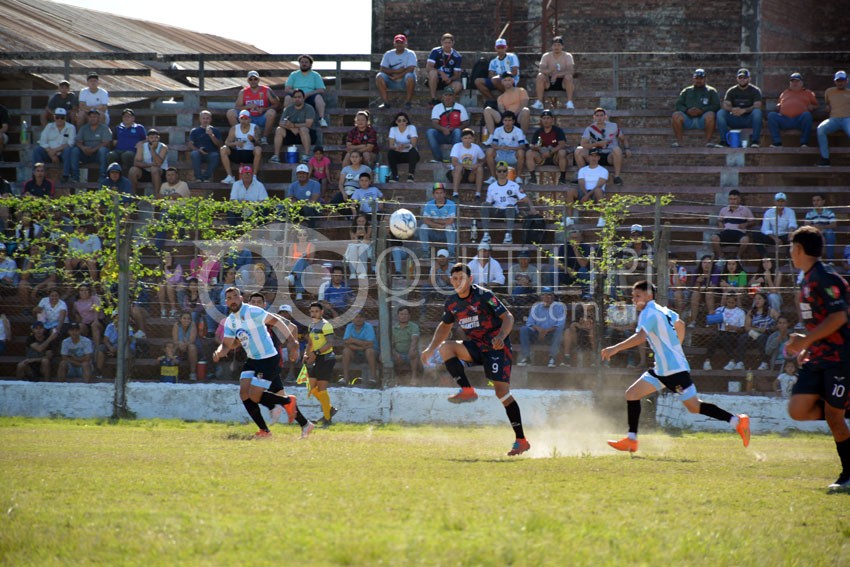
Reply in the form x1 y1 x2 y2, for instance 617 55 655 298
1 417 849 566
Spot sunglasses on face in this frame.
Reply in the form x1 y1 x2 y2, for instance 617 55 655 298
55 116 65 120
496 169 508 173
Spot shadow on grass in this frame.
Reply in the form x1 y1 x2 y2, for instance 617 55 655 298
223 432 259 441
631 455 698 463
443 457 525 464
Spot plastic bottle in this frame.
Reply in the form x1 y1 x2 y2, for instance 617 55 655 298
20 121 29 144
470 219 478 243
745 371 754 392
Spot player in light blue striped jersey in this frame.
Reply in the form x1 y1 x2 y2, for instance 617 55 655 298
601 280 751 453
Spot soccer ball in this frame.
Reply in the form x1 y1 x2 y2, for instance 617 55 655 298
389 208 417 240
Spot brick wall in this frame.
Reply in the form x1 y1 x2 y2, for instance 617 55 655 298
760 0 846 51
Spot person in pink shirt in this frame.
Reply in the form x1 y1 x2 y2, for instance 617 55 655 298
308 145 332 199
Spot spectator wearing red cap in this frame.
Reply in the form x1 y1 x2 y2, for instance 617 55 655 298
220 109 263 183
226 71 279 145
816 70 850 167
768 73 818 147
227 164 268 226
376 34 417 110
474 38 520 102
531 36 575 110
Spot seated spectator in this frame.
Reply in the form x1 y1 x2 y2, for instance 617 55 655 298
99 162 133 201
667 253 690 315
41 79 77 126
427 87 469 164
318 266 354 317
842 245 850 276
711 189 755 260
765 315 792 368
509 248 540 300
526 109 569 185
671 68 721 147
337 150 371 204
157 251 185 318
283 55 328 128
21 162 56 198
271 89 316 163
65 225 101 282
775 359 797 398
767 72 818 147
716 68 763 148
483 73 531 134
391 306 420 384
425 33 463 105
474 38 520 103
612 224 654 295
386 111 420 182
188 110 223 183
419 183 456 259
12 211 43 258
518 287 566 367
308 146 332 200
688 254 720 328
187 254 220 287
484 111 527 183
748 257 783 313
95 316 137 380
349 172 383 218
448 127 485 199
718 257 747 304
531 36 575 110
750 192 797 256
57 323 94 382
468 243 505 287
480 162 535 245
376 34 417 109
129 129 168 196
181 277 207 325
735 292 778 371
286 228 316 300
343 110 379 167
108 108 147 172
288 164 322 228
549 228 592 297
228 165 268 225
421 249 453 302
0 313 8 355
19 244 58 304
563 301 596 366
574 108 629 185
173 311 199 381
220 110 262 184
566 148 607 215
604 299 645 368
76 73 109 127
803 193 837 261
72 283 103 352
0 247 18 288
16 321 57 380
226 70 279 144
159 167 190 200
34 108 75 173
816 70 850 167
69 109 110 183
702 293 746 371
342 310 379 384
344 214 372 280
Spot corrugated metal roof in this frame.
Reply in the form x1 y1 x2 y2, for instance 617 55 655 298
0 0 296 94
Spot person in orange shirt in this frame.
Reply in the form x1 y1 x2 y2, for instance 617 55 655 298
816 70 850 167
767 72 818 147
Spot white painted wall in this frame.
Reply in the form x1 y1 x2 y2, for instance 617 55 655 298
0 382 830 433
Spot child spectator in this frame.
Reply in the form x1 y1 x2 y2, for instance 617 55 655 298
308 146 332 200
158 342 180 383
774 359 797 398
349 172 383 218
157 251 185 318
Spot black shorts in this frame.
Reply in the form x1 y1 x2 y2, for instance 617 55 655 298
649 369 695 395
462 339 513 383
233 149 255 165
312 352 336 382
304 93 323 108
597 152 612 167
282 128 317 146
792 362 850 409
447 168 476 184
243 353 282 389
138 168 166 183
717 229 747 245
549 78 565 91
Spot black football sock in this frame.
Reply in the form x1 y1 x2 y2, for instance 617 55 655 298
445 357 471 389
504 400 525 439
836 437 850 478
243 399 268 431
627 400 641 435
699 402 734 423
260 391 291 409
295 407 309 427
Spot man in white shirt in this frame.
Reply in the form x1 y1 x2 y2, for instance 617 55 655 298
376 34 417 109
484 111 527 183
751 192 798 256
33 107 75 168
426 87 470 163
448 128 486 199
77 72 109 127
566 148 608 215
228 165 268 226
481 162 536 244
467 243 505 286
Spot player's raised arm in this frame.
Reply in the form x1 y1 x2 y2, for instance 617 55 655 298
601 329 646 361
421 321 453 365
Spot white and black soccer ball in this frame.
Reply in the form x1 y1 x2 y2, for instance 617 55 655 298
389 208 417 240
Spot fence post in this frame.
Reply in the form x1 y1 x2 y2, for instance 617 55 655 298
375 209 394 388
113 194 131 418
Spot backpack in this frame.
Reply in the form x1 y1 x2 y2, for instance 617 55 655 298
520 214 546 245
469 57 489 89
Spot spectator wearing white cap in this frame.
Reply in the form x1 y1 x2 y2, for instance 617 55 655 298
376 34 417 109
220 109 262 183
474 38 521 102
33 107 75 169
671 68 721 147
467 242 505 286
226 70 279 144
816 70 850 167
750 192 797 256
767 72 818 147
518 287 566 367
287 164 322 228
422 249 453 301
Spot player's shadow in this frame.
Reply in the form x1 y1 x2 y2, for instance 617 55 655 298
223 432 258 441
444 457 525 464
629 455 698 463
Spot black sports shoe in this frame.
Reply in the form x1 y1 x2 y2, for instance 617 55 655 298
817 158 831 167
613 176 623 185
828 473 850 493
558 172 567 184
